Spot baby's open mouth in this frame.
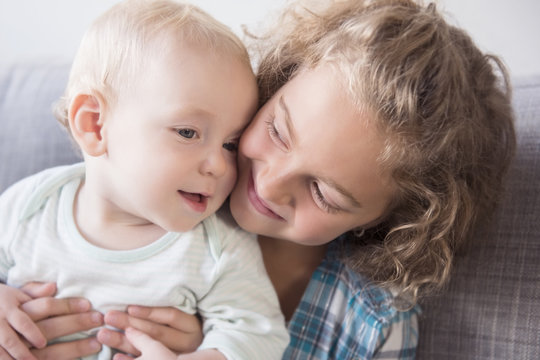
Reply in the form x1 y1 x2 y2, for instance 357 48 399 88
178 190 208 213
179 190 206 203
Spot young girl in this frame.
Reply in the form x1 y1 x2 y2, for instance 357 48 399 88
3 0 516 359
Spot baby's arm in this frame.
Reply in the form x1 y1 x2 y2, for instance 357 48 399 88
0 283 46 360
113 327 225 360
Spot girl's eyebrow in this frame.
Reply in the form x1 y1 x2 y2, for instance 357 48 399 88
278 95 297 145
319 175 363 209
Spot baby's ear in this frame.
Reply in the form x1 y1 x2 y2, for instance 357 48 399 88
68 93 107 156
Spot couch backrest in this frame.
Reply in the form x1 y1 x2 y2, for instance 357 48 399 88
417 75 540 359
0 63 80 192
1 63 539 359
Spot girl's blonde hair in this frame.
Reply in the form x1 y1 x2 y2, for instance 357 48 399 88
255 0 516 303
56 0 250 131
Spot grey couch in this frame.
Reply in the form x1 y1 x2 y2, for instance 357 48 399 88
1 62 539 359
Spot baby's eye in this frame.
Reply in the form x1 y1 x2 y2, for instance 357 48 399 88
177 128 197 139
223 142 238 152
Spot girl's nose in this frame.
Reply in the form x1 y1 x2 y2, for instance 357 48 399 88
257 164 295 207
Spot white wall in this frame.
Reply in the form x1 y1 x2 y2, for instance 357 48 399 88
1 0 538 77
438 0 540 78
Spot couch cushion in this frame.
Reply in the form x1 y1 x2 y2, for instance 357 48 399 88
416 75 540 359
0 63 80 193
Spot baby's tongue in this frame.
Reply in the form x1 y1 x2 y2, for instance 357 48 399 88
183 192 201 202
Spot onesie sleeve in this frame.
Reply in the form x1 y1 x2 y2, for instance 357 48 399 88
196 212 289 360
0 164 83 283
0 174 41 281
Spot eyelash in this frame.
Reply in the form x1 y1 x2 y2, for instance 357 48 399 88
311 182 339 214
265 115 339 214
265 117 287 149
222 141 238 152
177 128 237 153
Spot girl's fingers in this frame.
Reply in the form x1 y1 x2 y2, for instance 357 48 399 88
0 285 45 351
6 311 46 349
0 319 38 360
31 337 102 360
21 297 92 322
128 305 201 332
37 312 104 341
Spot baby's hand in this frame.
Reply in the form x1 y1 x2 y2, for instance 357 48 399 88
100 305 202 355
0 283 45 360
112 327 177 360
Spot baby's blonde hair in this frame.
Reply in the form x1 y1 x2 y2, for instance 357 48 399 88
255 0 516 304
56 0 250 131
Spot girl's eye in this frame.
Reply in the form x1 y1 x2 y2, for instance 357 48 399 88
311 182 339 214
223 141 238 152
265 117 287 149
177 128 197 139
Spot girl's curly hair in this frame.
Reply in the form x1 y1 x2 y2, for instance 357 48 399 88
252 0 516 304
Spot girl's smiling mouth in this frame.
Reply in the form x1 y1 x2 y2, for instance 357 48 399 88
247 173 284 220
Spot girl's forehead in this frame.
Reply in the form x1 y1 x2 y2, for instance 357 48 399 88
277 66 395 206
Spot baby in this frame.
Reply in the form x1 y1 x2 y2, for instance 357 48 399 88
0 0 288 359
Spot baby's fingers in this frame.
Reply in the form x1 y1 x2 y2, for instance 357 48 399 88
123 327 177 360
97 327 140 356
105 309 201 353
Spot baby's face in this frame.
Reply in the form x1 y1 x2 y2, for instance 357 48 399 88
101 42 257 232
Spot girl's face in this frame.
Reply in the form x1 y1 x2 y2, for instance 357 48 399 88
229 65 396 246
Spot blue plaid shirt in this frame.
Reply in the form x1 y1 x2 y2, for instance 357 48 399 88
283 244 419 359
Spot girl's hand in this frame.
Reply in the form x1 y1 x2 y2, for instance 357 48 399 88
112 327 177 360
99 305 203 356
17 282 103 359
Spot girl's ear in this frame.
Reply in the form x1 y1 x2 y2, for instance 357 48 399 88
68 93 107 157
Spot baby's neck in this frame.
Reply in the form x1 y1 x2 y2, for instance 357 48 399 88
73 180 166 250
